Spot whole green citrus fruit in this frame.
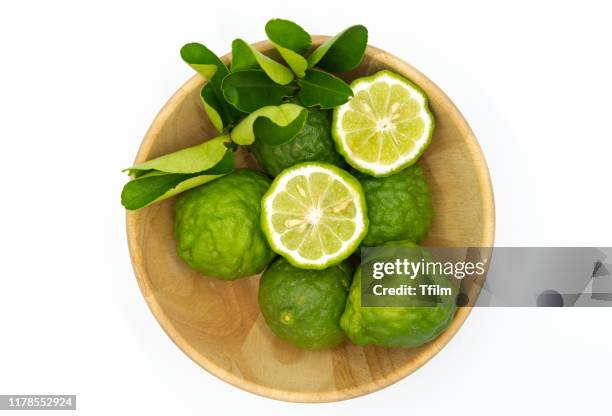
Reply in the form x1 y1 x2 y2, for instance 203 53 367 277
358 165 432 246
250 108 346 177
340 241 457 347
258 257 353 349
174 169 275 279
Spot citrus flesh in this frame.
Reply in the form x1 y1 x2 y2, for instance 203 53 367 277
332 70 434 177
261 162 368 269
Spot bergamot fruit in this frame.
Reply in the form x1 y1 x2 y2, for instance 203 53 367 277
261 162 368 269
358 165 432 246
174 169 275 279
258 257 352 349
251 108 346 177
332 70 434 177
340 241 457 347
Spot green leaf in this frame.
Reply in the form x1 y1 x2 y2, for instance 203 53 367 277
231 103 306 145
275 47 308 78
297 69 353 109
265 19 311 77
200 84 224 132
147 173 227 204
122 172 199 210
180 43 228 87
265 19 311 54
307 25 368 73
222 70 295 113
181 43 242 128
253 108 308 146
199 147 235 174
230 39 293 85
121 150 234 210
125 135 229 176
231 39 257 71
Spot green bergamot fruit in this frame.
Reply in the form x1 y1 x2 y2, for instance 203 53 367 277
258 257 353 349
340 241 456 347
250 108 347 177
174 169 275 279
358 165 432 246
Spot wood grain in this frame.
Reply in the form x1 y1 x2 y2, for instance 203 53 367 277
126 37 495 402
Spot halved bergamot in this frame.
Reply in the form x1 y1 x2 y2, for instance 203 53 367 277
261 162 368 269
332 70 434 177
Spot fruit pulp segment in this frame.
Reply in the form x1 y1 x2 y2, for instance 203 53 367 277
341 82 425 165
269 172 358 260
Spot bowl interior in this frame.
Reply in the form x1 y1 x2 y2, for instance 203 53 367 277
126 38 495 402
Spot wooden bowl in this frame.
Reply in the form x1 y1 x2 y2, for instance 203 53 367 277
126 37 495 402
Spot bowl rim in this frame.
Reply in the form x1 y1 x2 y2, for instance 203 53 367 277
126 36 496 403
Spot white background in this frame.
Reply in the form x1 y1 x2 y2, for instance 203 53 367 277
1 0 611 414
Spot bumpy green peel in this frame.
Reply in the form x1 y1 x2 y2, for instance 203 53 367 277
340 242 457 347
250 108 347 177
174 169 275 279
259 258 352 349
358 165 433 246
